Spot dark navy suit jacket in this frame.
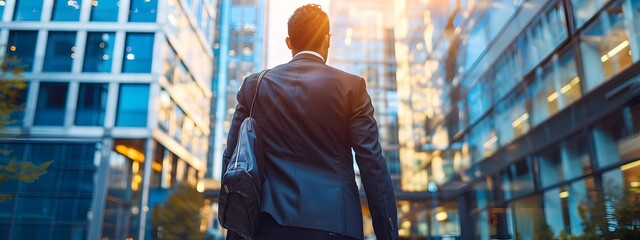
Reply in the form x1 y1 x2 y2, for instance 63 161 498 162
223 53 398 240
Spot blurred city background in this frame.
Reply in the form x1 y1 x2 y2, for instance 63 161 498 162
0 0 639 239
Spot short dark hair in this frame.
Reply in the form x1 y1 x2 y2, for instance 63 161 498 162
287 4 330 51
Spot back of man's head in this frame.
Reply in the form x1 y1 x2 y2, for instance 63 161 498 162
288 4 330 51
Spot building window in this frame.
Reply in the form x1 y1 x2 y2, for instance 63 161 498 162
122 33 155 73
600 160 640 236
542 177 596 238
75 83 108 126
4 83 29 127
466 77 492 124
506 195 545 240
530 47 581 126
571 0 611 29
0 1 5 19
51 0 82 21
501 159 534 200
495 92 530 145
6 31 38 71
468 117 498 162
83 32 116 72
592 102 640 168
90 0 119 22
519 2 567 73
128 0 158 22
43 31 77 72
12 0 43 21
538 134 592 189
492 47 522 104
579 1 636 91
115 84 149 127
34 82 68 126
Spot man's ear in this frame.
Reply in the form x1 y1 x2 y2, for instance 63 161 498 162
325 34 330 48
286 37 292 50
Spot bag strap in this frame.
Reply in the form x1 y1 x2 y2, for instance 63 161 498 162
249 69 270 118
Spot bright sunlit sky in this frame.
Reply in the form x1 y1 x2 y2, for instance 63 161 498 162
266 0 331 68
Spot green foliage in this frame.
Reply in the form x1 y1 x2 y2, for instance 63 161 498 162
152 184 205 240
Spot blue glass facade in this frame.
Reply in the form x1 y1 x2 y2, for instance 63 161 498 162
0 0 215 239
122 33 155 73
90 0 119 22
128 0 158 22
75 83 108 126
0 142 97 240
51 0 82 21
43 31 76 72
12 0 43 21
34 82 68 126
83 32 116 72
116 84 150 127
6 31 37 71
392 0 640 238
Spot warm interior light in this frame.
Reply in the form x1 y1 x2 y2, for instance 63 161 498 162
512 113 529 128
126 53 136 60
559 191 569 199
9 45 16 51
600 40 630 62
92 0 98 6
197 182 205 193
631 182 640 188
547 77 580 103
436 210 448 221
621 160 640 171
0 1 6 6
115 144 145 162
152 162 162 172
483 135 498 148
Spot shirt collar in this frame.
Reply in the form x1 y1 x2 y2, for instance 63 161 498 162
294 50 325 62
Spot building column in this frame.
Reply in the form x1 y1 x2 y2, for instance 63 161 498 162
87 137 113 240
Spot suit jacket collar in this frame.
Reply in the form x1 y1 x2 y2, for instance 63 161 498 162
290 52 326 64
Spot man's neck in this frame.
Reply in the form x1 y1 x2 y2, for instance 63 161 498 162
294 50 325 62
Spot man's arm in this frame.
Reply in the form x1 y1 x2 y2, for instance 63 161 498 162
221 76 251 175
349 78 398 240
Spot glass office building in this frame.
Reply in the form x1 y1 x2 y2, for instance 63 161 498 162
209 0 266 180
0 0 216 239
393 0 640 238
329 0 401 189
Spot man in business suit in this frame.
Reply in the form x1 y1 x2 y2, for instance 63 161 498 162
223 4 398 240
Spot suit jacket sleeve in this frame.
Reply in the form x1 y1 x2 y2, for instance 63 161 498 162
221 76 251 175
349 78 399 240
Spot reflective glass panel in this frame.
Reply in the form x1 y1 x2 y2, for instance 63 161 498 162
6 83 29 127
495 92 530 145
501 159 534 200
579 1 636 91
539 134 592 188
83 32 115 72
0 1 5 19
12 0 43 21
122 33 155 73
75 83 108 126
51 0 82 21
90 0 118 22
128 0 158 22
506 195 546 240
542 177 596 238
520 3 567 72
6 31 38 71
530 47 581 126
592 103 640 168
43 31 77 72
34 82 68 126
571 0 611 28
600 160 640 236
116 84 149 127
